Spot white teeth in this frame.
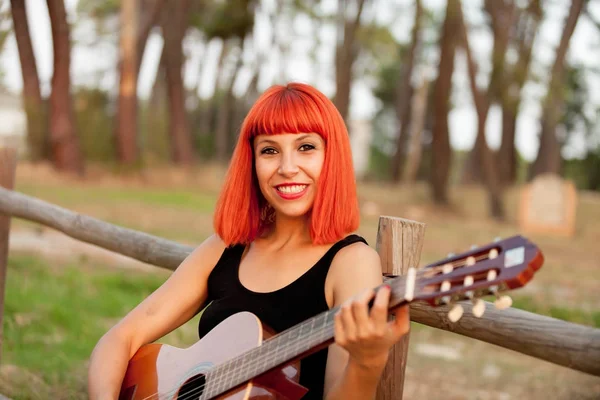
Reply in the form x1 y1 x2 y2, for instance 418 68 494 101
277 185 307 194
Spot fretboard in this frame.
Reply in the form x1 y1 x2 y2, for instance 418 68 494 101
201 307 338 398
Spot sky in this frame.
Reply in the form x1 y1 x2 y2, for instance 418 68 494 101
1 0 599 161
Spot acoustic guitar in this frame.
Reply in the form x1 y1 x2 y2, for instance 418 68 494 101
118 235 544 400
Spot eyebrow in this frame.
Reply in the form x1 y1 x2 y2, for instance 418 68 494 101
255 134 317 146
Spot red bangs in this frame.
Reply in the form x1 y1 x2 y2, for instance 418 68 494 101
242 86 328 141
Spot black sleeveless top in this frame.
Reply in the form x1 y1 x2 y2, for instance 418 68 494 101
197 234 368 399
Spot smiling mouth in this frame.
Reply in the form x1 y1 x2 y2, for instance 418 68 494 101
275 184 308 194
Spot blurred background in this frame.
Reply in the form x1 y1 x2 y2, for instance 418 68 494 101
0 0 599 399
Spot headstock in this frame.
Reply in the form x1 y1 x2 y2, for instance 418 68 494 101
391 235 544 322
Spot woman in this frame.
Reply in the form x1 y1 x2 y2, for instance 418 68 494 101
88 83 409 400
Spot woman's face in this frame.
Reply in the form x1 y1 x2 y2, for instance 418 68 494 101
254 132 325 220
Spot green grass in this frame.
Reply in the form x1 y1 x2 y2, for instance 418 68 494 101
0 253 197 399
15 182 217 213
510 295 600 328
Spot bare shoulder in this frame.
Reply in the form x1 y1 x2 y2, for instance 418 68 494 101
327 240 383 305
184 233 227 267
330 240 382 276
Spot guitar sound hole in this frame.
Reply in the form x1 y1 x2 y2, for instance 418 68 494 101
177 374 206 400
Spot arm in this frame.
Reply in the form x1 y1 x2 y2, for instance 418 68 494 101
87 234 226 400
323 242 410 400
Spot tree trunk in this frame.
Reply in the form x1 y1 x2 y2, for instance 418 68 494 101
457 0 506 220
430 0 460 205
390 0 422 182
161 0 194 165
497 0 541 186
333 0 366 123
136 0 167 73
46 0 84 175
216 38 245 161
116 0 139 165
498 106 518 184
461 0 515 185
529 0 584 179
10 0 47 161
404 77 429 183
214 39 234 161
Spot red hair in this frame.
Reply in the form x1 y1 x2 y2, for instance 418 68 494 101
213 82 360 246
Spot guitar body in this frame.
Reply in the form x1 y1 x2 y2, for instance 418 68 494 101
119 312 308 400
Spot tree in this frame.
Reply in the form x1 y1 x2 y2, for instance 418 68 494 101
160 0 195 165
116 0 138 165
497 0 542 185
210 0 256 160
457 0 515 219
430 0 460 205
78 0 166 165
46 0 84 175
404 77 430 183
10 0 47 161
461 0 515 185
332 0 367 123
529 0 585 179
390 0 423 182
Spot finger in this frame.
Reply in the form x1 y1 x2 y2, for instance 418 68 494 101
371 285 391 330
340 304 358 342
352 290 374 338
334 311 347 346
390 305 410 337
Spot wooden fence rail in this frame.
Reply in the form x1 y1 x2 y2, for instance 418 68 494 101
1 186 599 378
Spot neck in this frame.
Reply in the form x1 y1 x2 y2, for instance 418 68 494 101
263 212 312 246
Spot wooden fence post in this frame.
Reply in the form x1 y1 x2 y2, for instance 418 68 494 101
375 216 426 400
0 148 17 365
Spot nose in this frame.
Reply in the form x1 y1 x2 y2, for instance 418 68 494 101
278 151 299 177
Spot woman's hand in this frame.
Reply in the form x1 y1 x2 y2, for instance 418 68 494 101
333 285 409 370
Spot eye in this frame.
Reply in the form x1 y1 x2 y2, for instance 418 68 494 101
299 144 316 151
260 147 277 155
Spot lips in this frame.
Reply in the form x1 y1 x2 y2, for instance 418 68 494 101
274 183 309 200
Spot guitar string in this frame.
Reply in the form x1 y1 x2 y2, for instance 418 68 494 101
141 252 497 400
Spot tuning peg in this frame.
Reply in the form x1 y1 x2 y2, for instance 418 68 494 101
494 295 513 310
489 248 499 259
470 244 477 250
448 304 464 322
441 280 451 292
466 256 476 266
442 263 454 274
494 237 502 242
472 299 486 317
447 252 455 258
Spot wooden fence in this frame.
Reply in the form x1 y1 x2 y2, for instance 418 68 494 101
1 148 599 400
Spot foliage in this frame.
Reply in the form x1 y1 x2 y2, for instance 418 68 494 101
77 0 120 18
192 0 256 40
